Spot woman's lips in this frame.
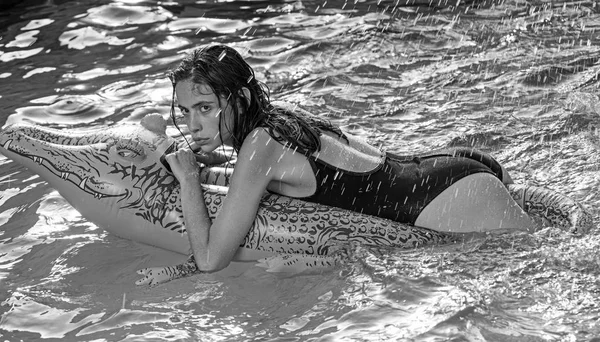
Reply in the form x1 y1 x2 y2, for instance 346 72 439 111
193 138 210 145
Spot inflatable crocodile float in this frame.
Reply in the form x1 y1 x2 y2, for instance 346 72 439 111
0 114 593 284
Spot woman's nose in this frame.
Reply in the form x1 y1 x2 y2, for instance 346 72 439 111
188 114 202 132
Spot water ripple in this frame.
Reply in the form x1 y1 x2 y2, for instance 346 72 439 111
0 0 599 340
83 4 172 28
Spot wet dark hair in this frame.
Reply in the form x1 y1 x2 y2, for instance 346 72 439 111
168 44 346 155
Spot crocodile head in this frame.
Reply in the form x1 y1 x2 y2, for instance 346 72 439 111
0 114 189 253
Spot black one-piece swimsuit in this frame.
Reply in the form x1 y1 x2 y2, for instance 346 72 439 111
297 147 505 225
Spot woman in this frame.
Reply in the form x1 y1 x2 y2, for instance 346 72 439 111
140 44 533 281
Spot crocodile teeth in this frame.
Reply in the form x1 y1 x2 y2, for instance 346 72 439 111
34 156 42 164
61 172 68 180
95 193 102 199
2 139 11 150
79 177 87 190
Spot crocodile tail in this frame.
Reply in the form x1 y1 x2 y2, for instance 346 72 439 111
507 184 594 234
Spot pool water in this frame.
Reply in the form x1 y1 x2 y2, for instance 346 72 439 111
0 0 599 340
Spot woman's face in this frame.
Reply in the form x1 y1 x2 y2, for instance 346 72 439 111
175 80 235 152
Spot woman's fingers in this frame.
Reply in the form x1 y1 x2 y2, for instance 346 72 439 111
165 149 201 181
172 143 214 165
178 140 202 152
174 149 198 166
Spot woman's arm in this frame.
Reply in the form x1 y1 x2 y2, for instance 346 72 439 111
166 128 283 272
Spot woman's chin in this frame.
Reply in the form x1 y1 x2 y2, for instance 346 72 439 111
198 144 217 153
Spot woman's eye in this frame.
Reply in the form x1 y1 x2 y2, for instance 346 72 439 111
200 105 211 113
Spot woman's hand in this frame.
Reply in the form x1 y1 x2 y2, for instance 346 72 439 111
164 148 202 184
177 140 232 166
178 139 201 152
177 140 211 164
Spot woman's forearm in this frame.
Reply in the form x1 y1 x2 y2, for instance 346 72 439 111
179 178 223 272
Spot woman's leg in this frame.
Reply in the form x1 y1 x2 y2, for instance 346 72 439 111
414 173 534 233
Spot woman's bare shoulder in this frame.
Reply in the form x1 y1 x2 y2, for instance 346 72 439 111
240 127 277 153
237 127 288 163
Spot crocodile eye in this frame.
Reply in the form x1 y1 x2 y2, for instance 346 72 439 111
114 139 145 160
118 150 139 158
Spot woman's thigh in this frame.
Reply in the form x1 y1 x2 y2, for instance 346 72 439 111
414 173 534 233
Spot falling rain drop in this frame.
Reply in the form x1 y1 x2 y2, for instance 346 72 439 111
218 50 227 61
247 75 254 83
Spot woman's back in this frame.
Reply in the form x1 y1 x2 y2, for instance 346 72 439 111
263 126 385 198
